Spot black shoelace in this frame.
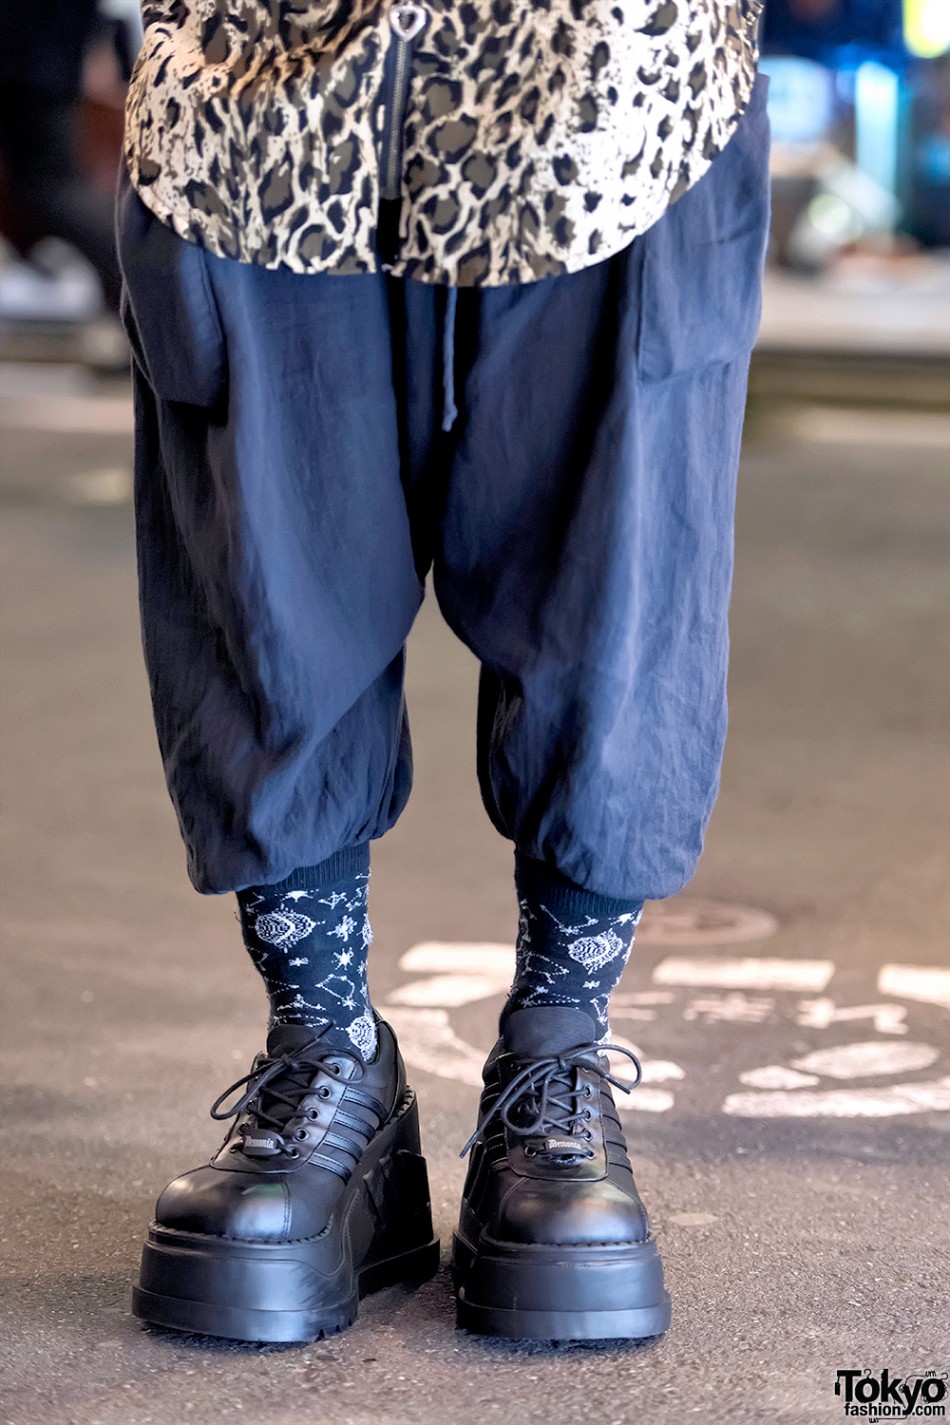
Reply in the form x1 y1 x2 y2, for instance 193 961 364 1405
209 1033 365 1150
459 1042 642 1160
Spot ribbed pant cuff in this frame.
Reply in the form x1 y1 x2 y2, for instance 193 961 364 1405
255 842 370 894
513 851 645 918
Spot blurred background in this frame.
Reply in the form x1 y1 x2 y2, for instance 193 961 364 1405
755 0 950 402
2 0 949 375
1 5 948 1424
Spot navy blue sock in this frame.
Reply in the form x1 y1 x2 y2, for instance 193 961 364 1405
236 843 378 1060
501 853 645 1043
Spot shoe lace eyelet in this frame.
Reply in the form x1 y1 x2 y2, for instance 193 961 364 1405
329 1064 342 1076
286 1147 300 1159
584 1109 593 1121
294 1128 308 1141
583 1085 593 1098
583 1130 593 1141
318 1086 331 1099
307 1106 321 1118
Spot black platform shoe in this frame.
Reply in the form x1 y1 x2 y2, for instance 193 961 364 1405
452 1006 671 1342
132 1019 439 1343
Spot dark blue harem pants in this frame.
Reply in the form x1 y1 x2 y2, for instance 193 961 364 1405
115 76 771 901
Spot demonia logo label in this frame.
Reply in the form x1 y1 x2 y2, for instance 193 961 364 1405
835 1370 948 1420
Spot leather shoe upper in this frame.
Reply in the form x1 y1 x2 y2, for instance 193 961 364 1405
154 1019 405 1243
457 1006 651 1250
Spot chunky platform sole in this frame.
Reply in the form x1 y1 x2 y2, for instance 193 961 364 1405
132 1090 439 1343
451 1231 672 1342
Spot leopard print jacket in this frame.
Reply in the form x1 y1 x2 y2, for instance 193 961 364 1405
123 0 762 286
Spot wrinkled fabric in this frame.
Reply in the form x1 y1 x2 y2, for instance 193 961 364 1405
115 74 770 900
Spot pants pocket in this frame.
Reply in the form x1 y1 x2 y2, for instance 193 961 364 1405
637 71 772 382
114 159 227 407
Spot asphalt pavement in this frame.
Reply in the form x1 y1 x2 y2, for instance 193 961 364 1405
1 361 948 1425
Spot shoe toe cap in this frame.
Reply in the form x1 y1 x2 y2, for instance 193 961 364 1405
155 1166 293 1242
494 1180 650 1248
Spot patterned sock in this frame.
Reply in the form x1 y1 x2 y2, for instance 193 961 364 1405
235 843 378 1061
501 853 645 1044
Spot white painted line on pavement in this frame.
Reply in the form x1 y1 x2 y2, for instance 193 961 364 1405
722 1077 950 1118
790 1041 938 1080
739 1066 821 1090
387 973 509 1008
612 991 675 1006
399 942 514 975
796 999 908 1034
638 1059 686 1084
602 1035 681 1112
654 957 834 993
382 1006 682 1112
382 1006 487 1089
617 1088 676 1113
684 992 775 1023
384 942 949 1121
878 965 950 1011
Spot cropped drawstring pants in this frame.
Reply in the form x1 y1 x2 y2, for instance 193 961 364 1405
115 75 771 901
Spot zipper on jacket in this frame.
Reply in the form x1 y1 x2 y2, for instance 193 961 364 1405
377 1 428 268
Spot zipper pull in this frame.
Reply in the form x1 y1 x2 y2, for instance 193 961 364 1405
378 0 429 265
389 2 428 41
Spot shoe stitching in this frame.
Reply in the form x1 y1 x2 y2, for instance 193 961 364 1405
479 1231 651 1250
152 1218 336 1246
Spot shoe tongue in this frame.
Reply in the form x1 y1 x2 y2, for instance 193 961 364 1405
265 1023 328 1058
502 1006 598 1059
245 1024 334 1146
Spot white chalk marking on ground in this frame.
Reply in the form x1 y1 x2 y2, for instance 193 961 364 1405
739 1065 821 1090
380 1006 487 1088
684 993 776 1024
387 973 509 1008
878 965 950 1012
380 1007 679 1112
722 1077 950 1118
796 999 908 1035
654 957 834 993
611 988 673 1021
791 1041 939 1080
603 1034 680 1113
616 1088 676 1114
667 1213 718 1228
638 1060 686 1084
399 942 515 976
613 992 675 1007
